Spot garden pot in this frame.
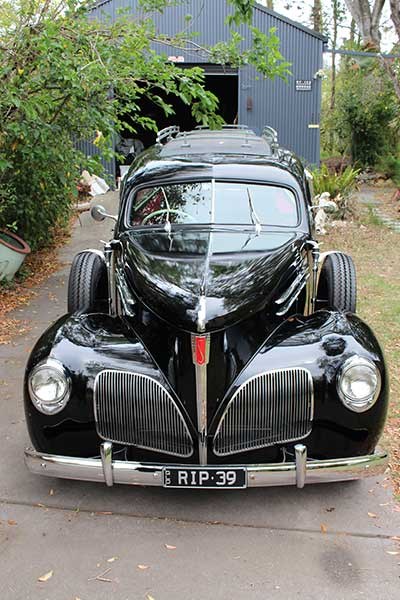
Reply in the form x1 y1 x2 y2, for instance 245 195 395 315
0 229 31 282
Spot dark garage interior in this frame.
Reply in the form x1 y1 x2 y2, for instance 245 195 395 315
118 66 239 152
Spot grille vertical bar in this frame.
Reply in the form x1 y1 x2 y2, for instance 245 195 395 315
213 368 313 456
94 370 193 457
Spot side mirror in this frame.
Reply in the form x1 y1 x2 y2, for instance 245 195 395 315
91 204 117 222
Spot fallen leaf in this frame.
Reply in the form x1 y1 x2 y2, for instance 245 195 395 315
88 568 112 583
95 511 113 515
390 536 400 541
379 502 389 506
320 523 327 534
367 512 378 518
385 551 400 556
137 564 150 570
146 595 155 600
164 544 176 550
7 520 17 526
325 507 335 512
38 570 53 582
49 489 54 496
107 557 118 563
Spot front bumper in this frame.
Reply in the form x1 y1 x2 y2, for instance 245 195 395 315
24 444 388 489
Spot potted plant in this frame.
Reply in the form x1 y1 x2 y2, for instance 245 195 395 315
0 229 31 282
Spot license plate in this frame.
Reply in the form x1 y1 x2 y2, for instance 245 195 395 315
163 467 247 489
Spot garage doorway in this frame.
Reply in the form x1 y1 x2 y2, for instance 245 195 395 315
118 65 239 150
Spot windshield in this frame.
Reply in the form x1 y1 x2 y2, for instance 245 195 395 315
130 182 298 227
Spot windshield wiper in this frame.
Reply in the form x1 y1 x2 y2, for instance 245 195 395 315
247 188 261 235
161 187 172 235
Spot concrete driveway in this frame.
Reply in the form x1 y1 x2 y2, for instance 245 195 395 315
1 192 399 600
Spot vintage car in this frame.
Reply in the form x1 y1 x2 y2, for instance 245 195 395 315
24 125 389 489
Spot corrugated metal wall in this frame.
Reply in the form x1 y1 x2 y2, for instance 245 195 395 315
87 0 323 170
76 138 116 182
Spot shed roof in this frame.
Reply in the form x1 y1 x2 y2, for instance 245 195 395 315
89 0 327 42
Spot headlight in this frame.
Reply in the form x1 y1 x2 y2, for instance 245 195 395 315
337 356 381 413
28 358 71 415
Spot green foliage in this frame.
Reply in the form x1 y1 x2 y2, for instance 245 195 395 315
377 153 400 185
0 0 290 250
312 164 360 218
312 164 360 198
321 58 397 167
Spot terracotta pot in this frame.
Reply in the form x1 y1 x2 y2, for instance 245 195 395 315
0 229 31 281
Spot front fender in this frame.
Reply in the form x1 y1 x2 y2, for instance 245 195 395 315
24 313 168 456
210 311 388 459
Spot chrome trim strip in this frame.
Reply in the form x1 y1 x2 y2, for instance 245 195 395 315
24 448 389 487
275 265 308 305
100 441 114 487
104 243 117 317
115 268 136 317
197 296 207 333
276 273 310 316
295 444 307 488
191 334 210 465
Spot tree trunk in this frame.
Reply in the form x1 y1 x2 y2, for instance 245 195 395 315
343 0 385 49
390 0 400 40
312 0 323 32
266 0 274 8
350 17 356 42
383 1 400 103
330 0 339 111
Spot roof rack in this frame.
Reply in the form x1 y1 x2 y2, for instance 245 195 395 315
156 125 180 145
195 124 254 132
262 126 278 146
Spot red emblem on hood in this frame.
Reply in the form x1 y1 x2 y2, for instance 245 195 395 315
195 336 207 365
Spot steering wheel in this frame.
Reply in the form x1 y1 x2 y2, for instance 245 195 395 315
142 209 197 224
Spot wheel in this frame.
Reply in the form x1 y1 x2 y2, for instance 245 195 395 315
316 252 357 313
67 251 108 313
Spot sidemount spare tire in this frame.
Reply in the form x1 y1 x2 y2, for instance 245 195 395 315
67 250 108 313
316 252 357 313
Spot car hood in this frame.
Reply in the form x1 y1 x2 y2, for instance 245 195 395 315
120 229 307 332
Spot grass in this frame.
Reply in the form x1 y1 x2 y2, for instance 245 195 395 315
322 220 400 498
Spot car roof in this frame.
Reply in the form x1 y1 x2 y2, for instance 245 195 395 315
160 127 273 158
121 126 309 206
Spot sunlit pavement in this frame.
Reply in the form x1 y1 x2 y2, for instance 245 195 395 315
0 192 399 599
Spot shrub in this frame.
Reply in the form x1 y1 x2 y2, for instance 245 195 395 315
377 154 400 186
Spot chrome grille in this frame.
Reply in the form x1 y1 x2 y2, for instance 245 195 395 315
94 370 193 457
213 368 313 456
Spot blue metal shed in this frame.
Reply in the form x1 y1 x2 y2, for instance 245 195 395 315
85 0 325 178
